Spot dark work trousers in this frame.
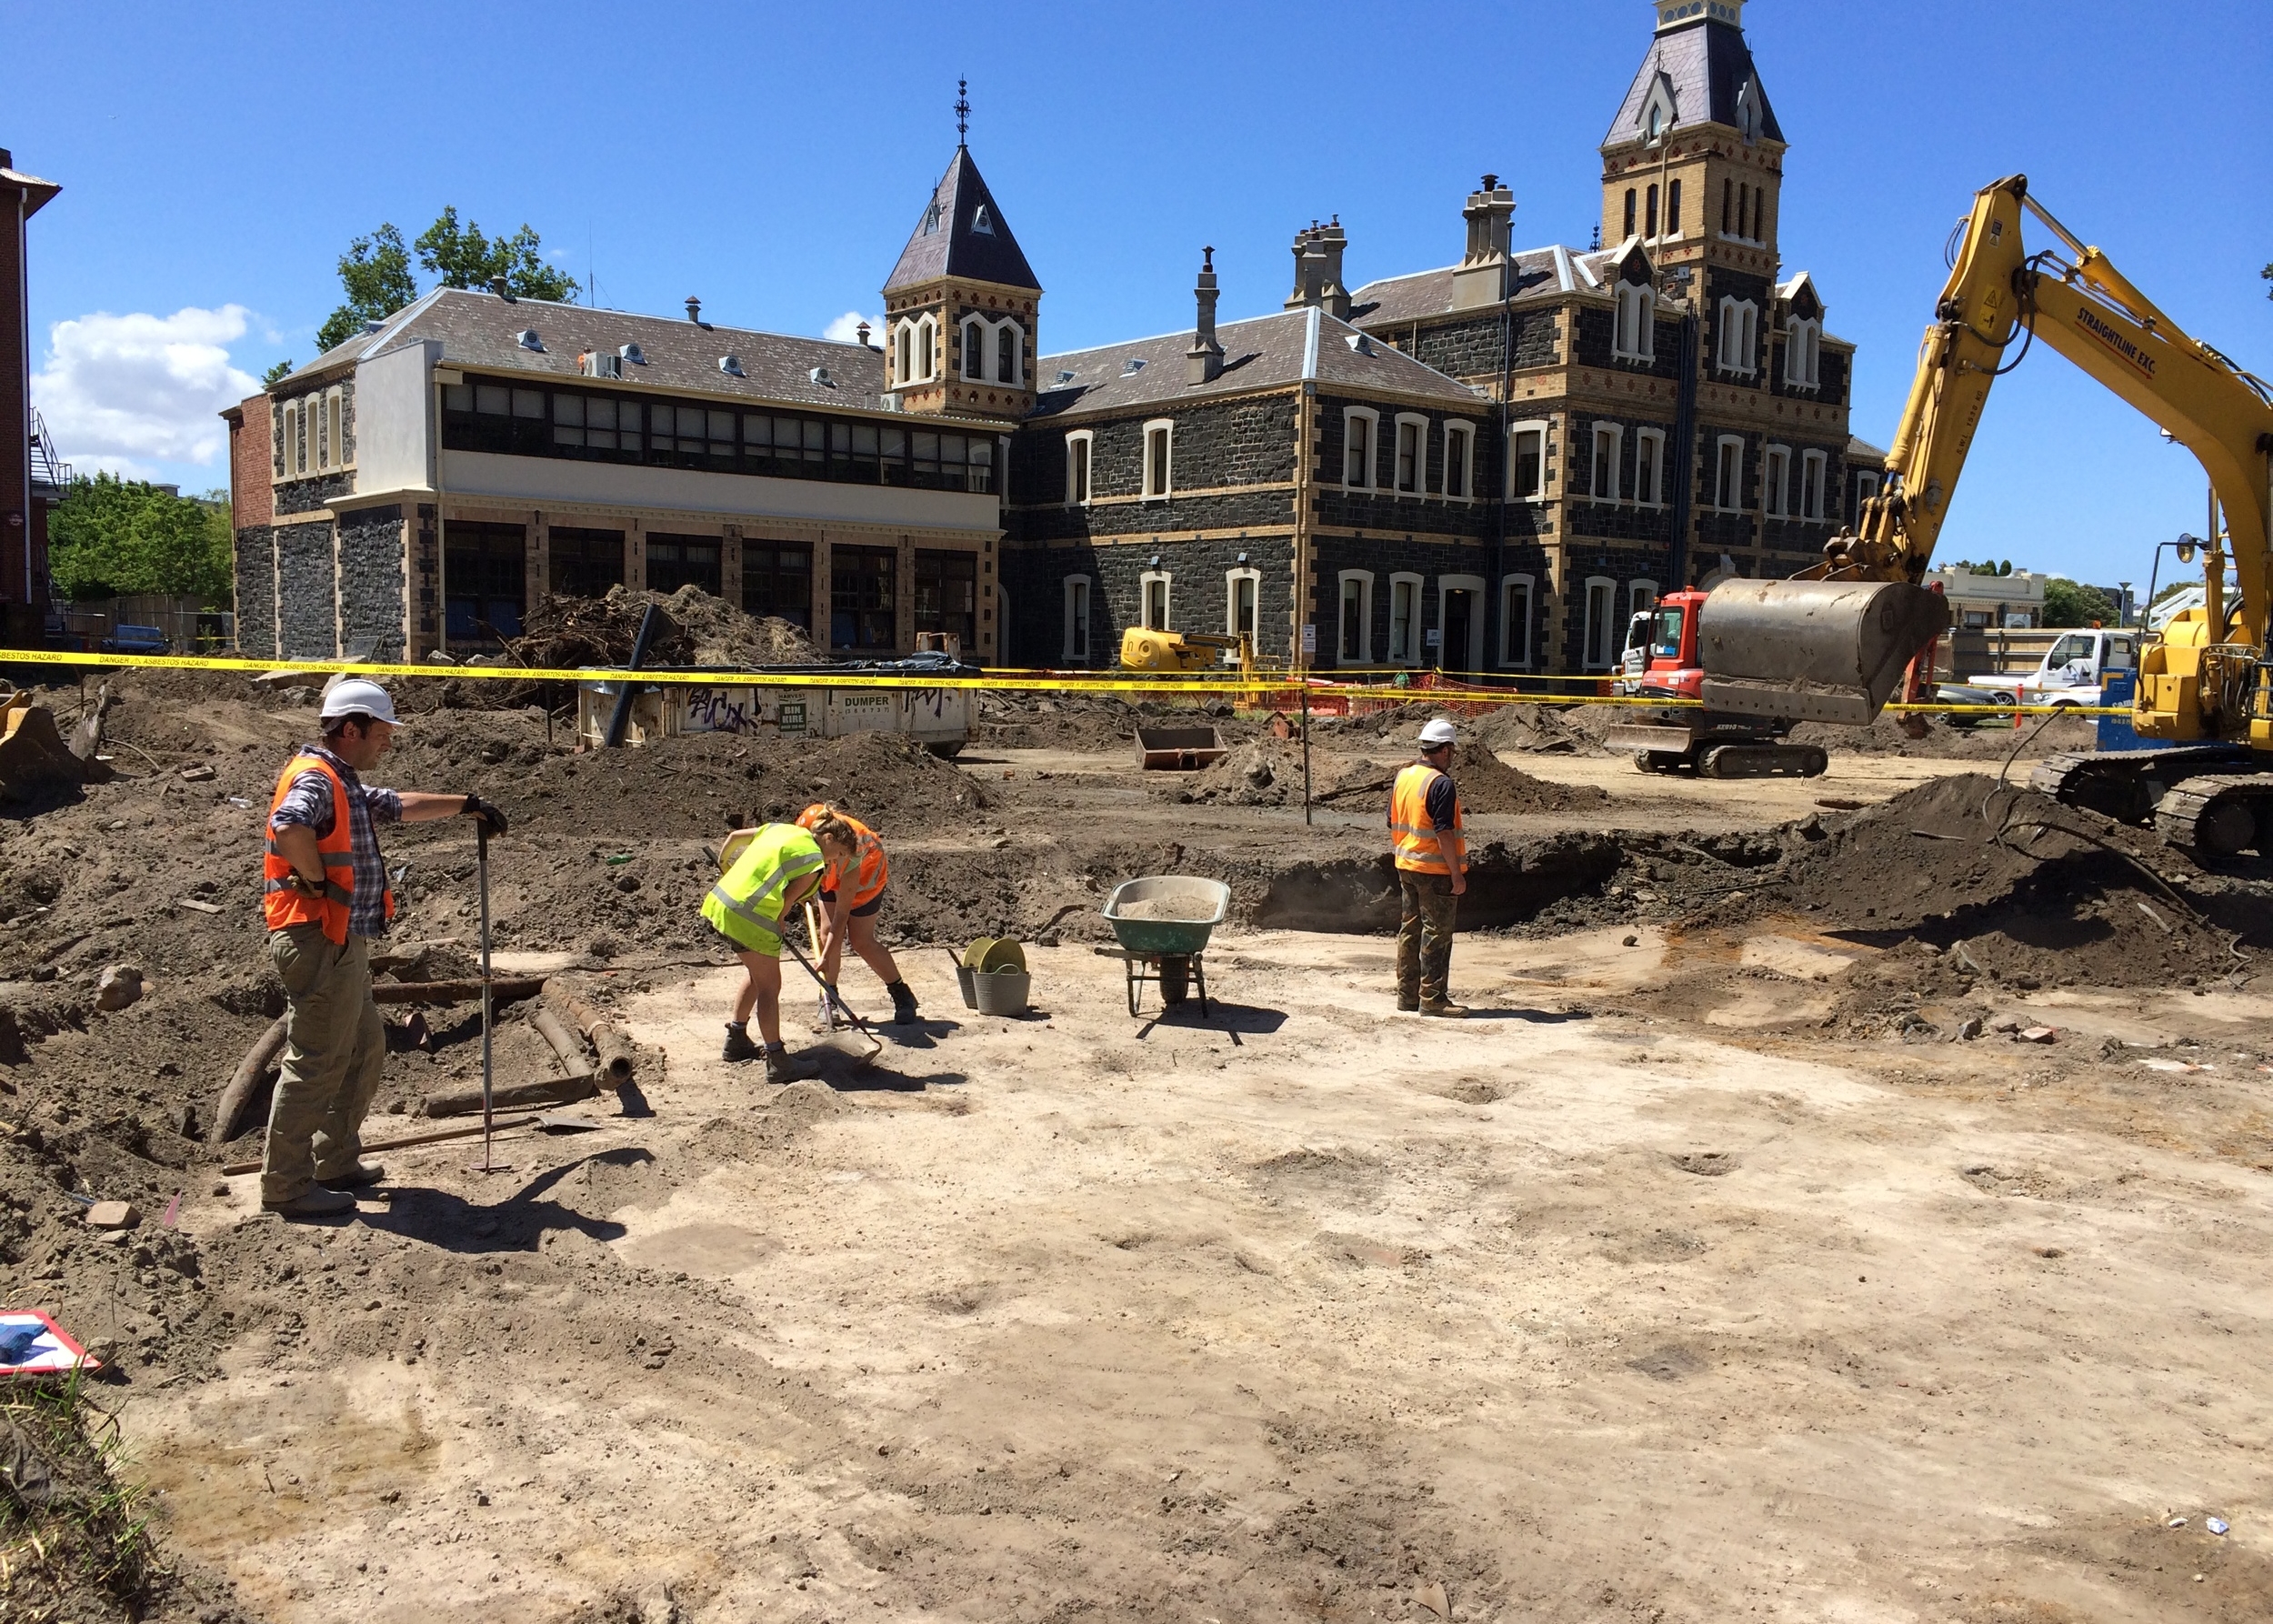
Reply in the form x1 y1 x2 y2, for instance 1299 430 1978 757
1395 871 1458 1004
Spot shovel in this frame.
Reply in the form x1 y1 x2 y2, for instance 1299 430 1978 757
469 821 509 1174
780 931 882 1068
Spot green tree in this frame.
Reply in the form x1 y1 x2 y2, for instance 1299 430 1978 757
315 222 418 353
414 208 579 302
262 358 295 386
2263 261 2270 301
2040 577 2114 627
47 475 234 605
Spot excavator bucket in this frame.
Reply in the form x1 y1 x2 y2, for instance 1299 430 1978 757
1697 579 1952 726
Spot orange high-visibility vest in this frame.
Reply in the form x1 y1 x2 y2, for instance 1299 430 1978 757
262 754 394 944
797 805 888 907
1389 763 1464 875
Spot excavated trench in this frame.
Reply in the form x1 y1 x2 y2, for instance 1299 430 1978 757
1256 833 1625 933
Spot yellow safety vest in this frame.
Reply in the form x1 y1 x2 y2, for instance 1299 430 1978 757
701 824 826 953
1389 763 1464 875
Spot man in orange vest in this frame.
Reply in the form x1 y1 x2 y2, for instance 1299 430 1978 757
261 679 506 1218
795 803 919 1025
1388 717 1467 1018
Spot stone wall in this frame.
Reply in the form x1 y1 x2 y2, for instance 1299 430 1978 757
1401 306 1560 379
275 472 352 517
1309 534 1494 669
274 520 337 660
337 506 406 658
233 527 277 657
1007 394 1299 545
1004 534 1296 667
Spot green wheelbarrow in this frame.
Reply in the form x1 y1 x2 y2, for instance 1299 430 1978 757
1102 876 1231 1018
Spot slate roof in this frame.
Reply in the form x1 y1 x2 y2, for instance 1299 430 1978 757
1347 246 1608 327
1847 436 1888 465
883 146 1041 295
1606 13 1782 145
1028 307 1484 421
284 287 919 416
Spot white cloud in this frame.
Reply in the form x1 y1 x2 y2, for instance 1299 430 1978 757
31 305 261 473
822 309 882 346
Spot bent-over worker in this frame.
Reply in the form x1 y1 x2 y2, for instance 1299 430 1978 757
1388 717 1467 1018
796 802 919 1026
261 679 507 1218
702 813 860 1083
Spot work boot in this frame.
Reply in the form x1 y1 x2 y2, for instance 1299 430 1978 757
887 979 920 1025
320 1162 386 1189
764 1042 794 1085
722 1022 760 1063
1420 998 1470 1019
262 1185 357 1219
1397 990 1421 1013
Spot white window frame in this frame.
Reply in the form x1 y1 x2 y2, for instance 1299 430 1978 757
1717 297 1758 376
1627 578 1659 626
894 321 914 385
1634 426 1665 506
1440 419 1476 501
1613 283 1655 363
1762 443 1790 517
1590 424 1623 504
327 387 347 471
1800 449 1828 522
1064 430 1094 506
1386 571 1424 667
1062 575 1093 663
1336 569 1374 665
1785 316 1821 389
1224 566 1261 646
1714 435 1746 512
1342 406 1379 489
1499 572 1535 668
1392 413 1428 496
1854 469 1880 519
1507 419 1549 500
1139 568 1172 631
996 320 1023 386
1582 576 1619 672
916 315 937 382
961 317 986 380
1436 573 1486 672
1141 418 1174 500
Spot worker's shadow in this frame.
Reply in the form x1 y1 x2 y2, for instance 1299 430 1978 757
800 1047 967 1094
358 1148 651 1255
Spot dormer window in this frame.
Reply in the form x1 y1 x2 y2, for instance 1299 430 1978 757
972 204 995 236
1122 357 1147 376
809 366 836 388
618 343 646 365
516 329 544 352
922 199 943 236
719 355 746 376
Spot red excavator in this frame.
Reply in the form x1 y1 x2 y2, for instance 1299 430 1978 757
1606 588 1831 777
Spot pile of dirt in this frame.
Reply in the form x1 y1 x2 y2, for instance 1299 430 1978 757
506 585 825 671
1166 739 1396 808
1787 710 2101 759
1449 742 1612 815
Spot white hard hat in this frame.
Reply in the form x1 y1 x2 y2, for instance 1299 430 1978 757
319 677 400 726
1418 717 1457 747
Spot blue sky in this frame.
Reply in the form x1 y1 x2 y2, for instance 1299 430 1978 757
7 0 2265 590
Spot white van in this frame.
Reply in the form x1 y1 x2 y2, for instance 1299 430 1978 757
1968 627 2138 708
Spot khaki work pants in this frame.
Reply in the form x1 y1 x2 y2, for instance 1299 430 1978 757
261 927 385 1204
1395 871 1459 1005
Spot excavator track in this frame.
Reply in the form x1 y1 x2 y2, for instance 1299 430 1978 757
2154 774 2273 857
1698 743 1829 779
2029 746 2245 826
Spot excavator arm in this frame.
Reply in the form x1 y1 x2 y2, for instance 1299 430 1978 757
1704 174 2273 737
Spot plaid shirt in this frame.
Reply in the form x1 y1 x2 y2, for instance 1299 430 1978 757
269 744 402 937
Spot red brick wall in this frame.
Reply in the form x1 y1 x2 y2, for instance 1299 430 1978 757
229 396 274 528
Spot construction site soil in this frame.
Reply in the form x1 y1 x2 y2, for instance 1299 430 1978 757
3 668 2270 1622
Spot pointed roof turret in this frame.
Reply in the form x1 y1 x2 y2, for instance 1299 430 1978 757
883 146 1040 295
1608 0 1782 147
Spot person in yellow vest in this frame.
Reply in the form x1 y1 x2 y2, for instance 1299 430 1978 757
795 803 919 1026
261 679 507 1218
1388 717 1467 1018
702 813 861 1083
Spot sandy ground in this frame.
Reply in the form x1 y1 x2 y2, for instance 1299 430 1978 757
125 916 2273 1621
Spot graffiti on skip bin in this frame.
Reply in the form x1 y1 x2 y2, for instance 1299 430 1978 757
682 687 757 734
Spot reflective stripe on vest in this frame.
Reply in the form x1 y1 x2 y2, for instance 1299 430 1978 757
262 753 393 944
703 825 826 949
797 805 887 905
1390 763 1463 874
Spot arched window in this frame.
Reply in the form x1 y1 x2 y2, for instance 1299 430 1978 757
895 323 912 385
996 322 1021 386
1645 184 1659 238
1614 284 1656 362
1737 185 1749 239
1623 189 1637 240
962 318 986 381
1667 179 1682 236
1722 178 1733 235
1785 318 1821 389
916 316 936 382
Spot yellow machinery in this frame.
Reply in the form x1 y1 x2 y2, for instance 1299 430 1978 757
1701 175 2273 857
1118 627 1255 677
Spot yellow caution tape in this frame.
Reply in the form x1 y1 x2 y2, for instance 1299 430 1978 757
1 647 2134 716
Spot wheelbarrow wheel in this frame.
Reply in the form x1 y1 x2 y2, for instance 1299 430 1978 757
1159 957 1190 1007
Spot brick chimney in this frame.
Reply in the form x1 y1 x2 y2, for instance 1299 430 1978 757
1451 175 1517 310
1282 218 1350 318
1187 247 1225 386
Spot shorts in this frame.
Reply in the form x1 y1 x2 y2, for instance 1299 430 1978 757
710 919 780 959
821 887 886 918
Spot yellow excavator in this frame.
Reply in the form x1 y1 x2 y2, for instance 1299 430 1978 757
1118 627 1256 677
1699 174 2273 857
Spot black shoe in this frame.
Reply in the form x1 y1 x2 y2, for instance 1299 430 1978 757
764 1043 794 1085
723 1023 760 1063
887 980 920 1024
